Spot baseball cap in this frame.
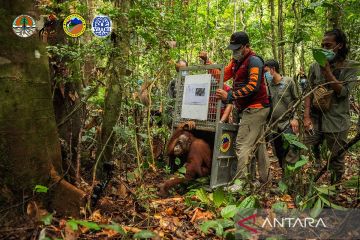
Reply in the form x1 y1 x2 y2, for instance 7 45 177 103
227 31 249 50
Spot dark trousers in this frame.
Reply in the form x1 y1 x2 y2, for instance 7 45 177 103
271 126 299 172
305 127 348 184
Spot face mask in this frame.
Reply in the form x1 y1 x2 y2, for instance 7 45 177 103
300 78 307 88
322 44 340 62
232 48 243 60
181 71 189 77
323 49 336 62
265 71 273 82
137 79 144 86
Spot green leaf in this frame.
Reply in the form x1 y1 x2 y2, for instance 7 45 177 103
178 166 186 174
238 196 258 209
234 179 242 186
101 223 126 235
195 188 211 205
200 220 224 236
200 220 216 233
271 201 287 213
175 157 181 166
318 195 346 210
41 213 53 226
315 186 336 196
278 180 288 193
291 141 308 150
287 155 309 171
221 205 237 219
213 188 225 208
312 48 334 67
133 230 156 239
217 219 235 228
67 220 100 231
310 198 323 218
344 176 360 189
34 185 48 193
283 133 308 150
312 48 327 67
67 220 78 231
76 220 101 230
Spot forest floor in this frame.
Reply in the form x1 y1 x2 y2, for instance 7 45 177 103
1 148 358 240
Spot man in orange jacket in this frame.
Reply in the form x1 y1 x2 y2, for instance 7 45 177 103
199 32 271 190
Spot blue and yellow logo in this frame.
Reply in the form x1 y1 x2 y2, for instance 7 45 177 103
220 133 231 153
63 14 86 37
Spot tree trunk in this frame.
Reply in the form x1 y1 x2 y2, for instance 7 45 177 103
0 0 85 218
83 0 95 86
49 29 83 183
278 0 285 75
96 0 130 180
269 0 277 60
300 43 305 72
291 0 299 77
327 0 342 29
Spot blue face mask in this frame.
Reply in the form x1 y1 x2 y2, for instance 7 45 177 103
265 71 273 82
322 44 340 62
323 49 336 62
300 78 307 89
181 71 189 77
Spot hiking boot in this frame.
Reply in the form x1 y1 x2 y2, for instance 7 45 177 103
224 179 246 193
225 184 243 192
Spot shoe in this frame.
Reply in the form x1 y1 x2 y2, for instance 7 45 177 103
224 179 245 192
251 180 261 188
225 183 243 192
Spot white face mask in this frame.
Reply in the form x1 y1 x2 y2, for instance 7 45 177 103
232 48 243 60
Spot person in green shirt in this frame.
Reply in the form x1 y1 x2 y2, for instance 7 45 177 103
264 59 300 174
304 29 358 184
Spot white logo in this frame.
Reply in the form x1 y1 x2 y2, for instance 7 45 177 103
262 217 327 228
91 15 112 37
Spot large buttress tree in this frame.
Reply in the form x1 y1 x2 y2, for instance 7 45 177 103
0 0 85 217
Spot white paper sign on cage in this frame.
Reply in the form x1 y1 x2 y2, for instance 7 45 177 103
181 74 211 120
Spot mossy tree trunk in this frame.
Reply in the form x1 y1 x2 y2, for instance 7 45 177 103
277 0 285 75
327 0 342 29
269 0 277 60
0 0 85 217
96 0 130 180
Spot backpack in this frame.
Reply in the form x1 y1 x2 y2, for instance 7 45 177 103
255 55 273 121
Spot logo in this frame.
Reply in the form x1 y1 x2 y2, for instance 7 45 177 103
237 213 327 235
63 14 86 37
12 15 36 38
237 213 258 233
220 133 231 153
91 15 112 37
